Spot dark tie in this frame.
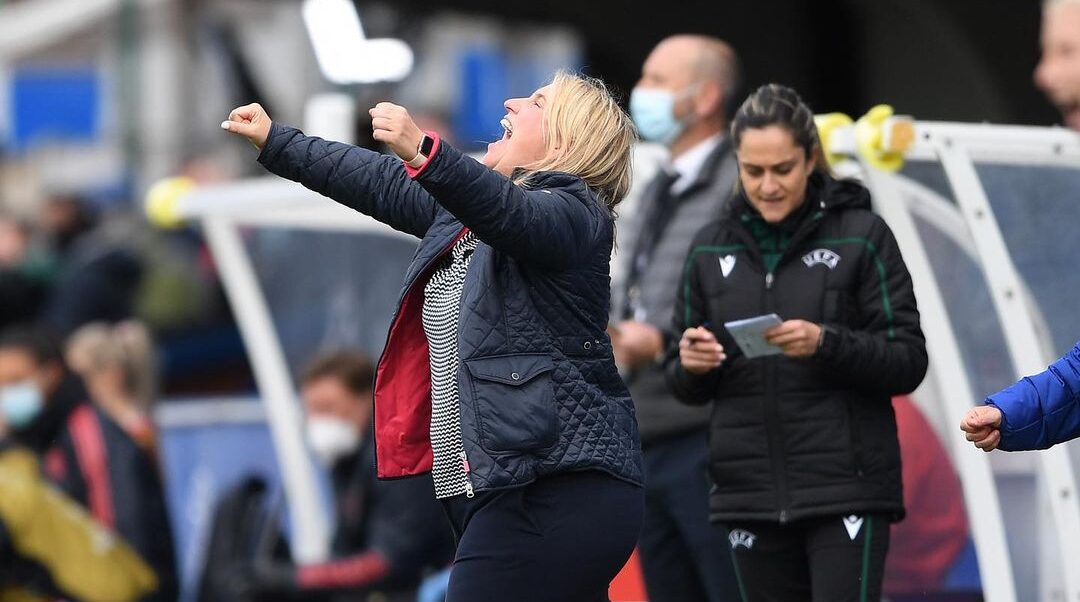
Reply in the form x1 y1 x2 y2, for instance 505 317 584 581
621 169 680 320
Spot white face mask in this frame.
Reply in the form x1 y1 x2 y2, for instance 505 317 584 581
0 380 44 430
306 416 360 467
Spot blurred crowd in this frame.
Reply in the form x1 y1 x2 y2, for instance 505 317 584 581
0 186 264 390
0 196 139 335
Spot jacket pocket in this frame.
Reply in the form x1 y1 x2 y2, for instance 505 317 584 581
465 353 558 453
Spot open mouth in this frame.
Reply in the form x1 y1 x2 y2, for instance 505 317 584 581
500 117 514 140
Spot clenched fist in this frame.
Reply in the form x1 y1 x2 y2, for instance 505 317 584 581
221 103 273 150
369 102 425 163
960 405 1003 452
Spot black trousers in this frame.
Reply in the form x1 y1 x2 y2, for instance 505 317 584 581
639 432 740 602
442 471 643 602
723 514 891 602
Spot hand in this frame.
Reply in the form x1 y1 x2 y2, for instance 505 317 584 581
611 320 664 369
369 102 425 162
960 405 1003 452
764 320 822 358
679 327 725 375
221 103 273 150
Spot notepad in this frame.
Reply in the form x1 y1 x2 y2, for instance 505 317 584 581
724 314 784 358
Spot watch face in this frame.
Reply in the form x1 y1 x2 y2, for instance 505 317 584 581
420 135 435 155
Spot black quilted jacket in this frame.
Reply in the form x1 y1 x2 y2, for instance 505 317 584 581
257 124 643 492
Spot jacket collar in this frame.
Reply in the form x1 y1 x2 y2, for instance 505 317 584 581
676 135 734 198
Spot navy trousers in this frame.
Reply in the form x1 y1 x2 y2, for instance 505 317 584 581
443 470 643 602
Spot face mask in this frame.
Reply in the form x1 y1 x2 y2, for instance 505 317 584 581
630 85 698 145
306 416 360 467
0 380 44 430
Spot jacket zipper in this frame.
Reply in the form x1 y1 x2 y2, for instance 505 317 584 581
743 207 824 523
762 269 789 523
460 450 475 498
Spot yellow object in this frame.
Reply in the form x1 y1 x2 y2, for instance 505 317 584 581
814 112 854 168
854 105 913 172
144 176 195 228
0 447 157 602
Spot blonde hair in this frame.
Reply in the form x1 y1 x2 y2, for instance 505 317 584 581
516 71 636 209
67 321 157 411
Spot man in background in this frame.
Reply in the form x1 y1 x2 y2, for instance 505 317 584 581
1035 0 1080 130
232 350 453 602
612 34 741 602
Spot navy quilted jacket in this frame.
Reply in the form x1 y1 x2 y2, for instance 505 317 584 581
257 124 643 492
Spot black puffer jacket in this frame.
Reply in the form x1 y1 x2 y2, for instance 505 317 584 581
669 172 927 524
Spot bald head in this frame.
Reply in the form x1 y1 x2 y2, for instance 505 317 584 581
640 35 740 114
633 35 740 155
683 35 740 110
1036 0 1080 129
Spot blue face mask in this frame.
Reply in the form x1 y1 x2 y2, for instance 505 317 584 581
630 86 694 145
0 381 44 430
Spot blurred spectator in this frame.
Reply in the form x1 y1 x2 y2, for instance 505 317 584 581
885 396 969 596
37 196 143 336
0 423 158 602
1035 0 1080 130
615 34 741 602
0 325 178 602
226 350 453 602
66 321 159 452
0 214 49 330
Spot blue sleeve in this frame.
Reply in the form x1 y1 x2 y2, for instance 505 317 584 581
413 143 610 271
257 123 440 239
987 341 1080 451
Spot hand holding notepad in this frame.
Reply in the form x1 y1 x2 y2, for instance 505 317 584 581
724 314 784 358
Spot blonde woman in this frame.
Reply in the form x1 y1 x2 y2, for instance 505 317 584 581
53 320 179 602
223 72 644 601
66 321 157 451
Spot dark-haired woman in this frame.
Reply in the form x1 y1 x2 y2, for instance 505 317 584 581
668 84 927 601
